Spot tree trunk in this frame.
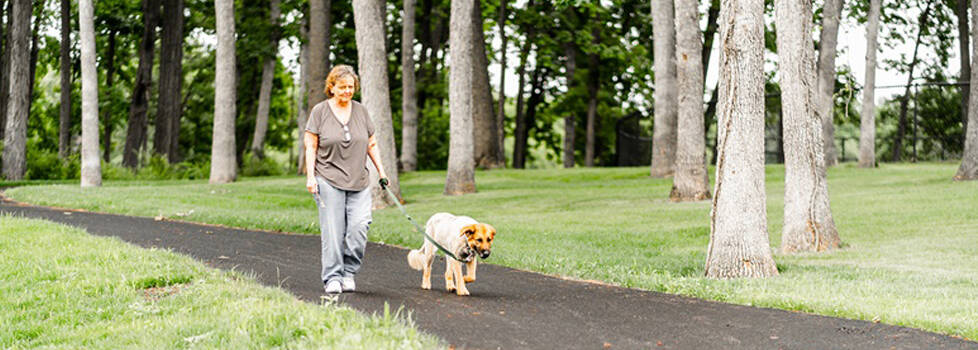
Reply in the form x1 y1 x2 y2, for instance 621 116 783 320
307 0 331 112
210 0 237 184
776 0 840 252
815 0 843 166
79 0 101 187
1 0 30 180
161 0 184 162
956 0 978 180
353 0 402 206
563 42 577 168
251 0 281 159
58 0 70 158
894 2 931 162
0 0 7 141
858 0 880 168
472 0 502 169
957 0 970 139
123 0 159 168
400 0 419 172
650 0 678 177
102 30 117 162
496 0 507 167
512 40 533 169
296 18 309 175
27 6 38 105
585 39 598 167
670 0 710 201
445 0 476 195
704 0 778 278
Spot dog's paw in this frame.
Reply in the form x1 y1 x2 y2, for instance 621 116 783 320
456 288 470 296
421 283 431 290
463 276 475 283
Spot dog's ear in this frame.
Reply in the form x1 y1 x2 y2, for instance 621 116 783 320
461 224 477 237
483 224 496 239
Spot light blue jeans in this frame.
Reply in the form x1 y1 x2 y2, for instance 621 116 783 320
314 177 371 285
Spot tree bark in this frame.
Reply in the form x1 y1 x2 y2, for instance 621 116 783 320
496 0 507 167
512 39 533 169
815 0 843 166
956 0 978 180
251 0 281 159
58 0 71 158
156 0 183 162
0 0 7 141
776 0 840 252
1 0 30 180
353 0 402 206
445 0 476 195
650 0 678 177
704 0 778 278
472 0 502 169
670 0 710 201
400 0 419 172
894 2 932 162
957 0 970 139
307 0 331 112
210 0 237 184
79 0 101 187
296 18 309 175
123 0 159 168
102 30 117 162
563 42 577 168
585 35 598 167
858 0 880 168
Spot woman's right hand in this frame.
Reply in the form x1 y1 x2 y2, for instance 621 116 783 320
306 177 318 194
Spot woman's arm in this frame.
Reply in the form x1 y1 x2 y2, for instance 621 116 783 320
304 131 319 193
367 135 388 181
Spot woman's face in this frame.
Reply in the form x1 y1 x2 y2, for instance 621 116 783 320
331 76 356 103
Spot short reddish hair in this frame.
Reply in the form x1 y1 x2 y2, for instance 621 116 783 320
324 65 360 98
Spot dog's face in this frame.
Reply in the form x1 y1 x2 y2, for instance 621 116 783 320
462 223 496 259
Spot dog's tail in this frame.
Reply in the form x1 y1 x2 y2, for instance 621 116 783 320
407 248 426 270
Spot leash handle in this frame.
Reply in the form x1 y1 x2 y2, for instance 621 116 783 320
382 184 464 262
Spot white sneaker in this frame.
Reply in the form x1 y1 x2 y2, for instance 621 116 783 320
341 277 356 292
324 280 342 294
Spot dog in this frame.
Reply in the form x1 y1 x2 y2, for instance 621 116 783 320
407 212 496 296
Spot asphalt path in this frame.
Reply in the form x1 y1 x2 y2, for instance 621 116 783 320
2 197 974 349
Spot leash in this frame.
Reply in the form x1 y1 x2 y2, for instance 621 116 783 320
381 182 464 262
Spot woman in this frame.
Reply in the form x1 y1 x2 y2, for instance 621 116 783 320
305 65 388 294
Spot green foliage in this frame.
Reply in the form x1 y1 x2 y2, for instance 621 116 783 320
24 147 79 180
241 153 286 177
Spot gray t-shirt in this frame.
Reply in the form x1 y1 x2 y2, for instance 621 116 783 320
305 100 376 191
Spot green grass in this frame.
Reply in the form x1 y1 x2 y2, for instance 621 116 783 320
6 163 978 340
0 216 441 349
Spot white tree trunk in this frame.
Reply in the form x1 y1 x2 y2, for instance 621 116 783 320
353 0 401 207
776 0 840 253
210 0 237 184
704 0 778 278
858 0 880 168
956 0 978 181
670 0 710 201
79 0 101 187
816 0 843 166
251 0 281 159
650 0 678 177
445 0 476 195
1 0 30 180
296 24 309 175
400 0 418 172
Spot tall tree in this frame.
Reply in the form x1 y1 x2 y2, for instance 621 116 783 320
210 0 237 184
307 0 331 112
251 0 281 159
893 1 933 162
157 0 183 162
670 0 709 201
101 30 117 162
58 0 70 158
353 0 402 206
0 0 8 141
815 0 843 166
400 0 419 172
445 0 476 194
859 0 881 168
704 0 778 278
122 0 159 168
296 17 309 174
776 0 840 252
584 25 599 167
1 0 30 180
957 0 970 137
956 0 978 180
496 0 508 168
650 0 678 177
472 0 503 169
562 40 577 168
512 38 533 168
79 0 100 187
